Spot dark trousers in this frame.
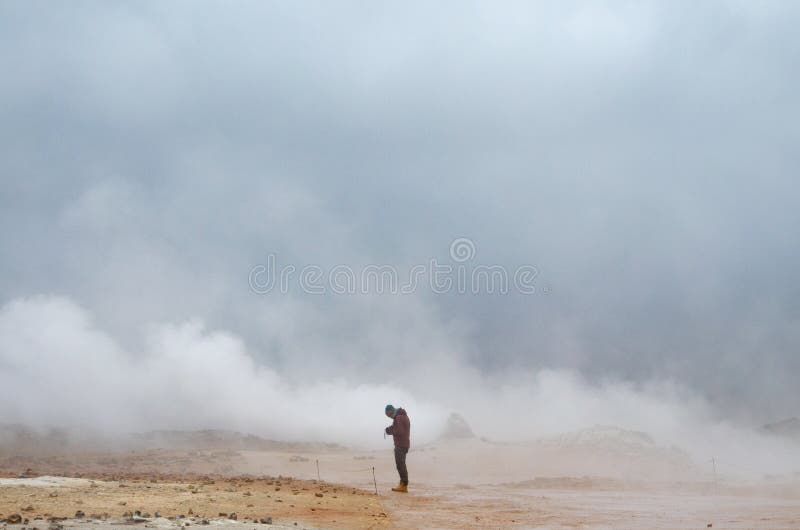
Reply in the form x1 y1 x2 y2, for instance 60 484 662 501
394 446 409 484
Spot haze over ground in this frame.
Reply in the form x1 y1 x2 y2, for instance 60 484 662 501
1 1 799 471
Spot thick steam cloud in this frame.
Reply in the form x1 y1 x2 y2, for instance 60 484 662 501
2 295 797 476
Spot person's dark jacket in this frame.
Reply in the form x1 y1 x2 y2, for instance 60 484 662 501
385 408 410 449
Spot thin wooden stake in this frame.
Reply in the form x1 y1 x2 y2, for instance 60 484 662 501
712 457 717 494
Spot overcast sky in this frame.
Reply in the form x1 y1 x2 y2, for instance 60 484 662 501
1 1 799 427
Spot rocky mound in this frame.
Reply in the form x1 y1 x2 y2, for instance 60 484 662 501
439 413 475 440
546 424 655 448
536 424 692 465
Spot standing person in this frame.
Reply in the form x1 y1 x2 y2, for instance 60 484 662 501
384 404 410 492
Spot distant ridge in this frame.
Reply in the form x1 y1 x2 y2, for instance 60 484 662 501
763 417 800 441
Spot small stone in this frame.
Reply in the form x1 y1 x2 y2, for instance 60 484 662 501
74 511 85 518
259 517 272 524
315 493 323 498
8 514 23 524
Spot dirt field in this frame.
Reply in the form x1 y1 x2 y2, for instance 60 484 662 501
1 433 799 529
0 472 387 530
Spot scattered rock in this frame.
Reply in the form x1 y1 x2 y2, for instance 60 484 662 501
8 514 23 524
74 511 85 518
315 493 323 498
259 517 272 524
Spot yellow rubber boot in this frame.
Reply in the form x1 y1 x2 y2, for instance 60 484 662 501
391 482 408 493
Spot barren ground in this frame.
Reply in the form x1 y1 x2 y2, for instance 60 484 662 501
1 436 799 529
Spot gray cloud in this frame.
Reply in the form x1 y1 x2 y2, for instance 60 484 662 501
1 0 799 429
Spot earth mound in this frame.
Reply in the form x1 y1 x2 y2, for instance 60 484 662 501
439 413 475 440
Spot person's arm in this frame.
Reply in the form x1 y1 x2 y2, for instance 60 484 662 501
393 416 408 439
385 422 395 435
